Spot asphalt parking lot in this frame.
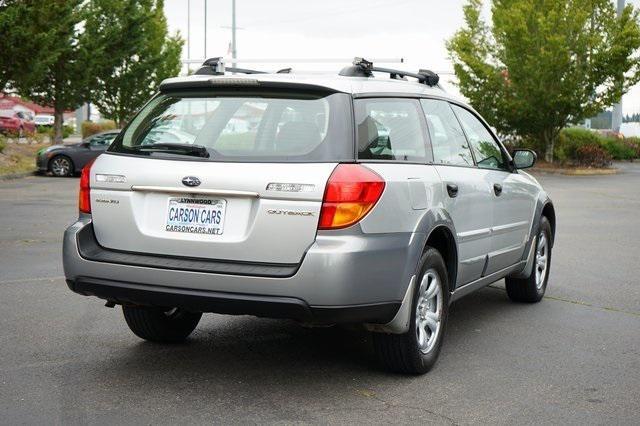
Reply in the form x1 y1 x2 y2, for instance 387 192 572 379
1 165 639 425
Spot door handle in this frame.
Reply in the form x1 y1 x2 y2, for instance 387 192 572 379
493 183 503 196
446 183 459 198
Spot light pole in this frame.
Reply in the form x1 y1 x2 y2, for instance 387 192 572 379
186 0 191 73
612 0 625 132
231 0 237 68
204 0 207 60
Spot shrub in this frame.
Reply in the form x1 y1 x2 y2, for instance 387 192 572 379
555 128 602 164
556 127 640 165
623 137 640 159
82 120 116 138
0 136 6 153
600 137 636 160
575 145 612 168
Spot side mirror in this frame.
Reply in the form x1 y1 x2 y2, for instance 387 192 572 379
81 141 90 148
512 149 536 169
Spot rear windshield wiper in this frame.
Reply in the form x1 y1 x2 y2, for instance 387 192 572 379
131 143 210 158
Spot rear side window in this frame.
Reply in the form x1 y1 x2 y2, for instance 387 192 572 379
451 105 509 171
420 99 474 167
355 98 430 162
109 92 353 162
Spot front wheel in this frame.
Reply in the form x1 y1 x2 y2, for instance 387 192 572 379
372 247 450 374
122 306 202 343
505 216 552 303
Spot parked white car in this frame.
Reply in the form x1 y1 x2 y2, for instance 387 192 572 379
34 114 55 126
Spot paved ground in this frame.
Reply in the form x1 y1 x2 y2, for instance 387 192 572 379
1 165 639 425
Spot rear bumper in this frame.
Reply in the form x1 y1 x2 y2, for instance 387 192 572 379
66 277 399 324
63 219 422 324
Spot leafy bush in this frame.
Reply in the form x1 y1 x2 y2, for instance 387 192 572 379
556 127 640 166
575 145 612 168
600 137 636 160
0 136 6 153
555 128 603 164
44 125 75 141
82 120 116 138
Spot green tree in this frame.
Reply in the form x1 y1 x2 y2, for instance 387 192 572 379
91 0 183 127
14 0 95 142
0 0 59 93
447 0 640 162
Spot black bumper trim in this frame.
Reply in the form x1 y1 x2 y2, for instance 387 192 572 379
76 224 299 278
68 277 399 324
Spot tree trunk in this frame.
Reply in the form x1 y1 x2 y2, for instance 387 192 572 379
53 105 64 144
543 129 556 163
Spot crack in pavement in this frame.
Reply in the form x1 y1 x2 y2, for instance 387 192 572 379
487 285 640 318
0 276 65 285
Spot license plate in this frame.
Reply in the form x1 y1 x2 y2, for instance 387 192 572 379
165 197 226 235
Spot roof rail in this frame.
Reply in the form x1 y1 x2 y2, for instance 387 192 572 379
339 57 440 87
194 57 268 76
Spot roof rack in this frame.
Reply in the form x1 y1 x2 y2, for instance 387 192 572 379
194 57 266 75
339 57 440 87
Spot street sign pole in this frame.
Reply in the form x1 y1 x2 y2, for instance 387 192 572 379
612 0 625 132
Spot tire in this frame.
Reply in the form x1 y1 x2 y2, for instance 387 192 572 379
373 247 450 374
505 216 552 303
122 306 202 343
49 155 74 177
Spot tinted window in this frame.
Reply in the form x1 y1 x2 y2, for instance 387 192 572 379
90 134 115 146
420 99 473 166
110 92 352 162
355 99 429 162
452 105 508 171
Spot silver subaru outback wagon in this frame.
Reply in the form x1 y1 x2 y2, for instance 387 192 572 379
63 58 555 374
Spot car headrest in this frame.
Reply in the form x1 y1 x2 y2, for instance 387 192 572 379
276 121 322 154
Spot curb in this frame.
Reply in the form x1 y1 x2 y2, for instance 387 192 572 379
0 171 36 181
530 167 618 176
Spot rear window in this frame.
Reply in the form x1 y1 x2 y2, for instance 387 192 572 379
109 91 353 162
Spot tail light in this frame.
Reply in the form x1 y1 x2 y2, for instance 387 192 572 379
318 164 385 230
79 159 96 214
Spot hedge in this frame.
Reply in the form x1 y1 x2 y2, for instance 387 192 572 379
81 120 117 138
555 128 640 167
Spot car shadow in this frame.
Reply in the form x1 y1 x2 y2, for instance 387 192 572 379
85 285 519 380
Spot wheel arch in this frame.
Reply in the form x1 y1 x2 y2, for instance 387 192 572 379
414 208 459 291
541 200 556 245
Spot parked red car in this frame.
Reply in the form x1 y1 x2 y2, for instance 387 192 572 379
0 109 37 136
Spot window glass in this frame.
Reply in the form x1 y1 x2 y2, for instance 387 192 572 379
355 99 429 162
420 99 473 166
90 135 108 146
110 93 352 162
452 105 508 171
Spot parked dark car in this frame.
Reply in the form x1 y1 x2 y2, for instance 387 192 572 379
0 109 37 136
36 130 120 177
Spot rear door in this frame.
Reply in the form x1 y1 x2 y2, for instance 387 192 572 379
420 99 494 286
91 90 352 264
451 105 536 275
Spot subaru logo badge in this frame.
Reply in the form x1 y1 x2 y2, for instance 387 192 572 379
182 176 201 187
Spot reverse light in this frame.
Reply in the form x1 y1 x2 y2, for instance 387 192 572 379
79 159 96 214
318 164 385 230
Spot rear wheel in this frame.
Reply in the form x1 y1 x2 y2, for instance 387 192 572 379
372 247 450 374
122 306 202 343
49 155 73 177
505 216 552 303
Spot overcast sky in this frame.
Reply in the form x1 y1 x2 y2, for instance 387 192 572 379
164 0 640 115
